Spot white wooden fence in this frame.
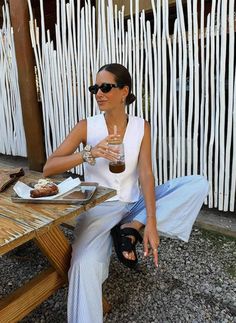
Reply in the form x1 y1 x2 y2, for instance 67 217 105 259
0 4 27 157
27 0 235 212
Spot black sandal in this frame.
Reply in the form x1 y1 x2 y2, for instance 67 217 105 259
111 225 143 269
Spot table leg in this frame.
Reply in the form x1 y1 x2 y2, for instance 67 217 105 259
36 226 111 315
35 225 71 279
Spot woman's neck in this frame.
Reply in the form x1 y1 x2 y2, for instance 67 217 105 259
104 112 128 136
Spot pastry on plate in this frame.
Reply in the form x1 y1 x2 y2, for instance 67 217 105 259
30 179 59 198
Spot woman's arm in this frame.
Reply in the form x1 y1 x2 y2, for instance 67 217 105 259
138 121 159 267
43 119 120 177
43 120 87 177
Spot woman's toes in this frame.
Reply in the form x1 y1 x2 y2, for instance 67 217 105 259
123 251 129 259
122 251 135 260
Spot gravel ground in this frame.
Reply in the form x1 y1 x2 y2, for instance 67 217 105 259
0 227 236 323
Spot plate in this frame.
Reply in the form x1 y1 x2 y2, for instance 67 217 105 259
11 182 98 204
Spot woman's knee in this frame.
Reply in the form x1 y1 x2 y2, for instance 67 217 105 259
192 175 210 194
199 175 209 188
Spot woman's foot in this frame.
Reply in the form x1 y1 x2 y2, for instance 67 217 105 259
111 221 143 269
120 221 144 261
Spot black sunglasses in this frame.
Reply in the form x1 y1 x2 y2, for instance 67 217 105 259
88 83 122 94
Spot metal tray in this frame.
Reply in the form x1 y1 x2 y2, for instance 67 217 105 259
11 182 98 204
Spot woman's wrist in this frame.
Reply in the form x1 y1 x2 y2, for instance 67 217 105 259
81 145 96 165
146 215 157 224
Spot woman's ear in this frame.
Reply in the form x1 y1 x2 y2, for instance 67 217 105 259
122 85 129 98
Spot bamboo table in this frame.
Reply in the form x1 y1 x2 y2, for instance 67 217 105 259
0 168 116 322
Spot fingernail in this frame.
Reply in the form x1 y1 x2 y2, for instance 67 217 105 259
144 252 147 256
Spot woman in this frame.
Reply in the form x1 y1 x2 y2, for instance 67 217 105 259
43 63 209 323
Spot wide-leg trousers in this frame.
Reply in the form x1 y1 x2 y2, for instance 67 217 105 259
67 175 209 323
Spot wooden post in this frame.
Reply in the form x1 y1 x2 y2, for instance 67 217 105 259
9 0 46 171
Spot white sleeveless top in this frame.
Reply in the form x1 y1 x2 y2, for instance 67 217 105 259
84 114 145 202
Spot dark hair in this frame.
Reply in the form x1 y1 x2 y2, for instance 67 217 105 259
98 63 136 105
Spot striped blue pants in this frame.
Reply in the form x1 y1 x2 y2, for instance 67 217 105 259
67 175 209 323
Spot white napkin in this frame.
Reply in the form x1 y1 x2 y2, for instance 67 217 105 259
13 177 81 200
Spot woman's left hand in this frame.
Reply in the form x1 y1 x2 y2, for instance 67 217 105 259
143 217 160 268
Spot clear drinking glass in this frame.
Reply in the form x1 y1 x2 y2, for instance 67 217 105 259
108 140 125 173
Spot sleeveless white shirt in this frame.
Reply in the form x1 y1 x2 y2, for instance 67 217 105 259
84 114 145 202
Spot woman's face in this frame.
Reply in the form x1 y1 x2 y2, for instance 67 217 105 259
95 70 128 112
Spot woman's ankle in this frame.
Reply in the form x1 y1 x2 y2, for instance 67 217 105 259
121 220 144 231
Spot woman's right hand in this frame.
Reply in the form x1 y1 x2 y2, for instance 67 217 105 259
91 134 120 161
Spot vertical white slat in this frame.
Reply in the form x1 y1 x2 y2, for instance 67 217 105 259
92 6 99 116
55 24 67 143
138 10 145 120
0 32 10 153
129 0 136 117
84 2 92 116
146 19 157 180
176 1 182 177
213 0 222 208
79 7 86 120
207 0 217 209
121 6 126 66
151 0 162 184
150 0 159 183
161 0 168 183
157 0 162 184
43 40 55 153
163 0 173 180
61 0 70 136
85 4 92 116
177 16 182 177
186 0 194 176
135 0 141 117
218 0 227 210
127 19 133 112
199 0 205 177
69 0 78 126
117 6 122 63
96 0 102 65
114 5 119 63
107 0 116 62
224 0 235 211
230 65 236 211
178 0 188 177
176 0 186 177
66 4 75 129
101 0 108 65
91 5 97 78
51 49 61 145
172 21 178 179
75 0 82 120
192 0 200 175
141 10 149 122
204 15 211 207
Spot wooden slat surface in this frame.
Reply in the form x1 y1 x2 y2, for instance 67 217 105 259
0 168 116 255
